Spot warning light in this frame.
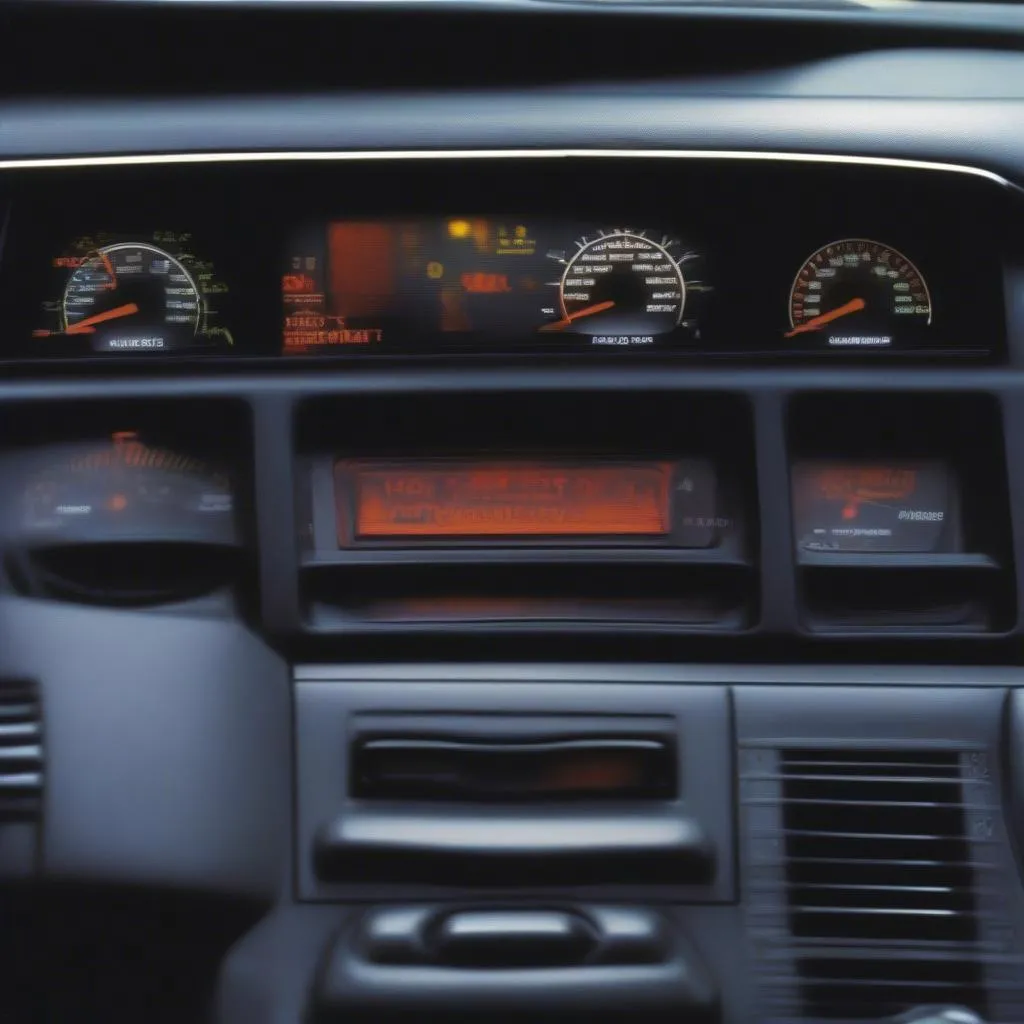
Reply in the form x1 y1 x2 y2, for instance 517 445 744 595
514 225 528 239
447 220 472 239
282 273 315 294
426 261 445 279
841 505 858 520
107 493 128 513
461 272 511 294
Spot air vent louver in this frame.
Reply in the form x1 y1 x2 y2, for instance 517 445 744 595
742 746 1013 1023
0 681 42 822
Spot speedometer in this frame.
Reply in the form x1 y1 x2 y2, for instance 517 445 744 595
540 230 689 342
787 238 932 350
61 242 203 351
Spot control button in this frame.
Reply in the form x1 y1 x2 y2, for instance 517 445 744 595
433 909 597 967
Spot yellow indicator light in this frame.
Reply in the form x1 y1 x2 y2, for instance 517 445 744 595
447 219 472 239
426 261 445 279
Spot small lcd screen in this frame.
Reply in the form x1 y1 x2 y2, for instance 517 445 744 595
792 460 956 555
340 462 674 540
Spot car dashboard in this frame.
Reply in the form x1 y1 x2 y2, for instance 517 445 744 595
7 3 1024 1024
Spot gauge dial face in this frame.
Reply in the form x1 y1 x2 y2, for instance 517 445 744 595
61 242 203 339
20 434 235 545
543 231 686 339
787 239 932 349
792 461 955 555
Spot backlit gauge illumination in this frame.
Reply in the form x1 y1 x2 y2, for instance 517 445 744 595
792 461 955 555
787 239 932 349
61 242 202 351
541 230 690 342
18 432 236 546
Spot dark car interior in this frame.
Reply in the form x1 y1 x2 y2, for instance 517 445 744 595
6 1 1024 1022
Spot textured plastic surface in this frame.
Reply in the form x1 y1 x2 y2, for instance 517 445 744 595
0 595 290 899
215 903 755 1024
315 904 717 1017
5 51 1024 172
315 809 713 885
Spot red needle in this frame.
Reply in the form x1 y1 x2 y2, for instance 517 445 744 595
100 253 118 291
65 302 140 335
785 297 866 338
539 299 616 333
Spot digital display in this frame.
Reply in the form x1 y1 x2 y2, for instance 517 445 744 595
283 219 711 355
792 461 956 555
335 459 724 546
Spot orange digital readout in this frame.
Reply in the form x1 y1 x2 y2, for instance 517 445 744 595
345 462 673 539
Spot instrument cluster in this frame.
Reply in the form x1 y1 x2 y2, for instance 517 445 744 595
0 157 1010 363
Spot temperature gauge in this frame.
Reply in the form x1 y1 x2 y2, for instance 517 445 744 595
792 461 957 555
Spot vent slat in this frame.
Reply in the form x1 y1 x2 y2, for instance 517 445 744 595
782 757 964 769
799 976 1004 991
0 745 43 763
751 772 974 785
757 882 987 895
0 684 42 825
0 704 39 722
759 828 971 842
760 746 990 1021
0 722 41 742
791 906 974 919
746 797 978 811
786 856 990 870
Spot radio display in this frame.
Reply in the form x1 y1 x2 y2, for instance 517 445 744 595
335 459 723 546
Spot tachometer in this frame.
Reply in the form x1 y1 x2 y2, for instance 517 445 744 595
541 230 694 343
787 238 932 349
18 432 236 546
60 242 202 350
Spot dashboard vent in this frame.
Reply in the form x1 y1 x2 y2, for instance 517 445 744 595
743 746 1007 1023
0 680 42 822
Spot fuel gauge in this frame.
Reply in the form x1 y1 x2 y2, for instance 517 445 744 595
792 461 957 555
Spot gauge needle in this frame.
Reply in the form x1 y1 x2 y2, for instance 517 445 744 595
785 297 866 338
539 299 616 332
65 303 140 335
100 253 118 290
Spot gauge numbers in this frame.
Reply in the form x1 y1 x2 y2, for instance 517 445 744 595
61 242 203 346
541 229 705 344
787 239 931 349
21 433 235 545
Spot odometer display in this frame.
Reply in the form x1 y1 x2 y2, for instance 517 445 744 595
792 461 956 556
787 239 932 350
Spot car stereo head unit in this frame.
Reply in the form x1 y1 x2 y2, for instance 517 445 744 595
333 459 724 549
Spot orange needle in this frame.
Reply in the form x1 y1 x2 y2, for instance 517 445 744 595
785 297 866 338
100 253 117 290
65 302 139 335
539 299 616 332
